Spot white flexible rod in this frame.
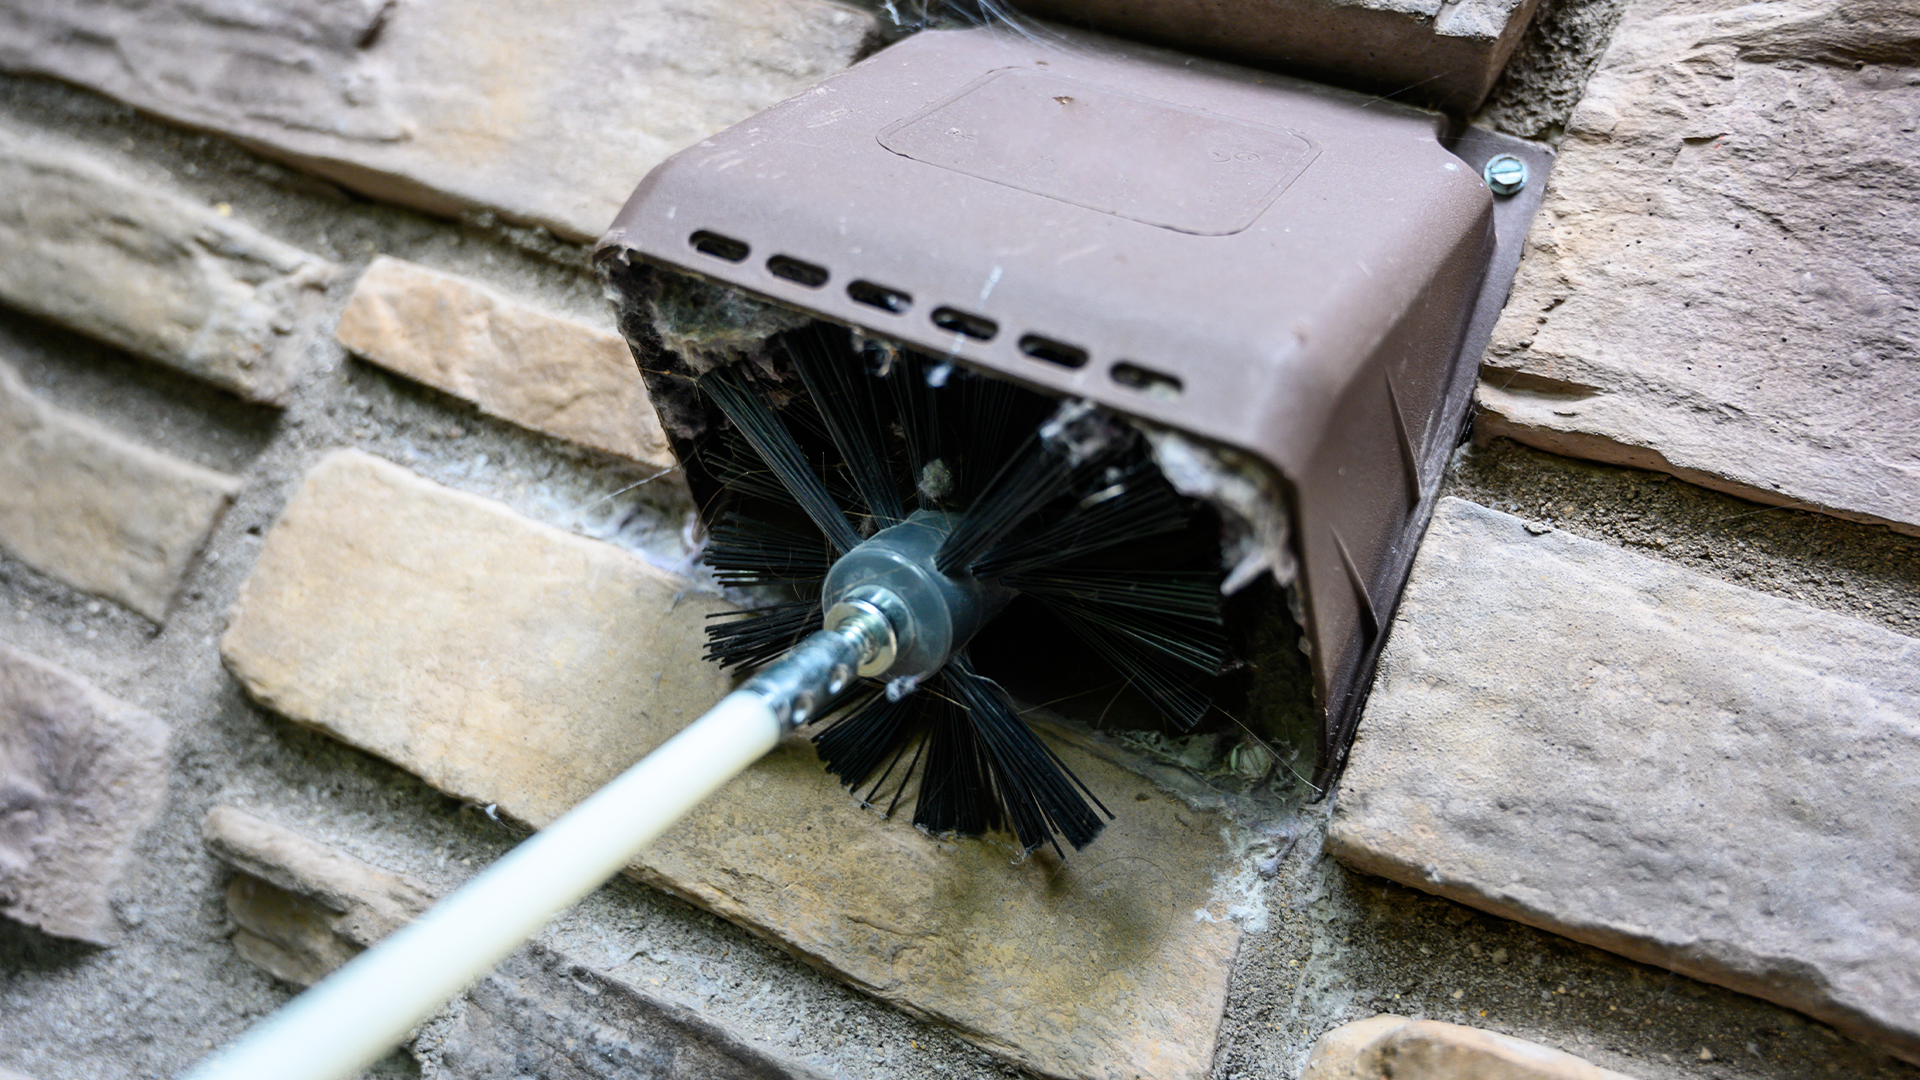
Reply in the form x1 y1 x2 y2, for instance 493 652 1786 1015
183 690 782 1080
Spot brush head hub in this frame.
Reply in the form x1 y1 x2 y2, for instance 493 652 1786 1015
822 510 1016 680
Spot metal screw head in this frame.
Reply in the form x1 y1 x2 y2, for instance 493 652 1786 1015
1483 154 1528 196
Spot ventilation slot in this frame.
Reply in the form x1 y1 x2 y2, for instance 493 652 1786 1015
689 230 749 262
931 307 997 341
848 280 912 313
767 255 829 287
1018 334 1088 369
1111 362 1183 400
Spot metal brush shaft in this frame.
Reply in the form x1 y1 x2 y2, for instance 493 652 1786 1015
742 603 893 726
183 690 785 1080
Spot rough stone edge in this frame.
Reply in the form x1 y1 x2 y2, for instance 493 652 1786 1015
1303 1014 1642 1079
1327 498 1920 1066
415 943 835 1080
1442 0 1548 110
334 255 669 466
203 806 431 943
0 120 338 404
0 359 245 622
1473 401 1920 538
1300 1014 1410 1079
0 6 885 245
202 808 831 1080
0 643 171 945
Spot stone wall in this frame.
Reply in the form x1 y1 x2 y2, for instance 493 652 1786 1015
1 3 1917 1080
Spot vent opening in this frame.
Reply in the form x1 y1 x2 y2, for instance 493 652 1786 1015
767 255 829 287
847 280 912 313
1018 334 1089 369
1112 362 1184 400
689 231 749 262
931 307 997 341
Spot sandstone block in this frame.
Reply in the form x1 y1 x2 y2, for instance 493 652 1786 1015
1479 0 1920 534
221 450 1242 1080
0 124 335 403
0 644 169 945
1330 498 1920 1064
422 944 827 1080
223 874 364 989
203 806 432 987
0 0 877 242
0 360 241 621
336 257 670 466
1014 0 1539 113
202 809 819 1079
1302 1015 1639 1080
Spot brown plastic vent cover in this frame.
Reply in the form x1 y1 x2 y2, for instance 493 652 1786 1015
595 24 1550 788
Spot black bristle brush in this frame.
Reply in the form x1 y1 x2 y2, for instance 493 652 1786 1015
696 323 1227 856
193 319 1237 1080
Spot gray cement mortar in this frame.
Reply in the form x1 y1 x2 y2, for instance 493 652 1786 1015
3 47 1917 1080
1476 0 1633 141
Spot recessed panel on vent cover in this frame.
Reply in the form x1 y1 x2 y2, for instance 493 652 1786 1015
880 70 1316 235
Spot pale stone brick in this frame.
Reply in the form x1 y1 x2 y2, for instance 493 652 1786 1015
1302 1015 1640 1080
1479 0 1920 534
0 644 169 945
424 945 829 1080
0 360 241 621
220 449 1242 1080
203 806 432 987
0 123 335 403
203 809 825 1079
336 257 670 467
1331 498 1920 1065
0 0 878 242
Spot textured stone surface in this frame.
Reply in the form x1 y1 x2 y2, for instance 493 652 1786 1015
222 449 1242 1080
0 361 241 621
1475 0 1633 140
1014 0 1540 113
419 945 827 1080
220 450 738 828
203 806 431 987
1479 0 1920 534
0 123 335 403
0 645 169 945
1330 497 1920 1064
222 874 363 988
1302 1015 1640 1080
0 0 876 242
203 809 817 1079
336 257 669 466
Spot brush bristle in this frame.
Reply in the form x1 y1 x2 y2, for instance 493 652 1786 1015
704 599 819 670
695 324 1226 853
698 363 862 554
